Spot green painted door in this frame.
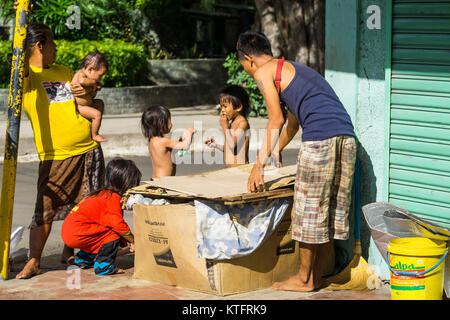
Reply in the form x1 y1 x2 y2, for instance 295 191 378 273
388 0 450 227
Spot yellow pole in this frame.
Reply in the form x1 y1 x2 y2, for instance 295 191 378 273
0 0 30 280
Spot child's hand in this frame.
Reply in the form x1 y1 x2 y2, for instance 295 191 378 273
220 114 229 129
70 82 88 97
205 137 214 145
179 127 195 142
205 137 217 148
187 127 195 135
129 243 135 253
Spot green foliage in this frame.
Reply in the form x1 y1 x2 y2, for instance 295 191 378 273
0 39 148 88
27 0 140 41
0 0 195 58
0 2 14 26
2 0 155 45
223 52 266 117
148 47 176 60
74 0 137 41
55 39 148 87
179 43 204 59
0 41 12 88
30 0 75 39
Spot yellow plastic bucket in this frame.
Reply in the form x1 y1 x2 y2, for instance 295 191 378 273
387 237 448 300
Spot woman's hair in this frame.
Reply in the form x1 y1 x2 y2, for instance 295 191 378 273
236 30 273 60
80 51 109 71
8 23 52 63
27 23 52 54
141 106 171 141
218 85 251 118
91 158 142 197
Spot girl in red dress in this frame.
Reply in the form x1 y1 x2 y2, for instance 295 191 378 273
61 158 142 275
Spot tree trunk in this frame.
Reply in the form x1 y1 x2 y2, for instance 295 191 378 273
253 0 283 58
253 0 325 75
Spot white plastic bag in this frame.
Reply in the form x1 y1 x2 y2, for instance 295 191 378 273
126 194 170 209
9 226 28 264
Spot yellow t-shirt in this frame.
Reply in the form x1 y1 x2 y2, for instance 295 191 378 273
23 64 98 161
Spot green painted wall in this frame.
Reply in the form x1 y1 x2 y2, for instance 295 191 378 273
325 0 359 123
324 0 360 274
325 0 391 279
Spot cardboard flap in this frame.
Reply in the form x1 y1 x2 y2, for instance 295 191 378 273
129 164 296 201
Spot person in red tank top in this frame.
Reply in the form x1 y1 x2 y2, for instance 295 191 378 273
61 158 141 275
236 31 356 293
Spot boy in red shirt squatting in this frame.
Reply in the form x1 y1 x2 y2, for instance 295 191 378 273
61 158 142 275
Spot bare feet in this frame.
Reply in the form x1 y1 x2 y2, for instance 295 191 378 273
272 275 315 292
16 258 41 279
92 134 108 143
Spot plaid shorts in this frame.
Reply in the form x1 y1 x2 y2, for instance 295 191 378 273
292 135 356 244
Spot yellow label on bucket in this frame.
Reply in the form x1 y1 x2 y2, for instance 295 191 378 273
390 261 425 291
391 274 425 291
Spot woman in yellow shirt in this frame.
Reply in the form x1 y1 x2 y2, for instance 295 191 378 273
16 23 105 279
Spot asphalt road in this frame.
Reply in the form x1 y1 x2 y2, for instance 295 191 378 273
1 149 299 259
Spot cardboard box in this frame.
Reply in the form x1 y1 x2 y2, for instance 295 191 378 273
133 202 302 296
130 164 335 295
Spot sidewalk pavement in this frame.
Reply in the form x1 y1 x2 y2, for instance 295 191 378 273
2 253 391 300
0 104 303 163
